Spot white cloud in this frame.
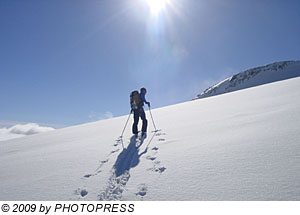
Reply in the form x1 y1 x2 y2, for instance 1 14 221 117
88 111 114 121
9 123 55 135
102 111 114 119
0 123 55 142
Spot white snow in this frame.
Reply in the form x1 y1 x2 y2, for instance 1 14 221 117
1 77 300 200
196 60 300 99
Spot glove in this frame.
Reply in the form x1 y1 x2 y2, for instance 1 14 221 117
146 102 150 107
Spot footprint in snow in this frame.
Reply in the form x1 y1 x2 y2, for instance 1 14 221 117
147 166 166 174
83 174 93 178
75 188 88 198
110 149 120 154
116 137 122 142
136 184 148 198
155 132 166 136
146 155 156 161
80 189 88 197
92 159 109 175
156 167 166 173
100 159 109 164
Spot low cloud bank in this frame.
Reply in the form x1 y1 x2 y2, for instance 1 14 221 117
0 123 55 141
9 123 55 135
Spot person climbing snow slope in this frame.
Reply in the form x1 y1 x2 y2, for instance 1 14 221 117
131 88 150 137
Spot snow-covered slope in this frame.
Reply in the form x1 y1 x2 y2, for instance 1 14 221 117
196 60 300 99
1 77 300 200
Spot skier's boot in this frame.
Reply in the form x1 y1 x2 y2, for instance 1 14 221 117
141 132 147 139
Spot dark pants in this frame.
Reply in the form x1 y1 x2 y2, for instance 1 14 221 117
132 108 147 134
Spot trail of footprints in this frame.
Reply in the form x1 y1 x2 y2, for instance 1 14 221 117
75 141 122 199
76 131 167 200
145 146 166 173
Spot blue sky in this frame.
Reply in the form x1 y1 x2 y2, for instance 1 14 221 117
1 0 300 128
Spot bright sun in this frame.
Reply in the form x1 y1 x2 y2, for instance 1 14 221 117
145 0 170 14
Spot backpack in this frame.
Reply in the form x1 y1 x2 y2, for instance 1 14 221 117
130 90 140 110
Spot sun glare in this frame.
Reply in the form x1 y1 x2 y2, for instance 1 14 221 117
145 0 170 14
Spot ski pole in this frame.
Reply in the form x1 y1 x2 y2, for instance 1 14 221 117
120 111 132 138
148 106 158 132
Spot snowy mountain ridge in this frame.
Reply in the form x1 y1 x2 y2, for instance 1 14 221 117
196 60 300 99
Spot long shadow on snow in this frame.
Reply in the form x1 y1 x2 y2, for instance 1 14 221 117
99 133 157 200
114 133 157 177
